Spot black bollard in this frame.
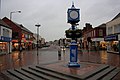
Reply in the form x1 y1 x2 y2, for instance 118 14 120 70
58 50 61 60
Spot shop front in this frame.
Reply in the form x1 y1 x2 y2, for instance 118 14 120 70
12 40 19 51
92 38 107 50
12 39 28 51
104 34 119 54
0 36 12 54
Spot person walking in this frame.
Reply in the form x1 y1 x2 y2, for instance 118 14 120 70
57 46 61 60
19 45 22 53
19 45 22 60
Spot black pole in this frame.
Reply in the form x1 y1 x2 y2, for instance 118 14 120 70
35 24 41 56
37 26 39 56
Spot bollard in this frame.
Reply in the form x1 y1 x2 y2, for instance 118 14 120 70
58 50 61 60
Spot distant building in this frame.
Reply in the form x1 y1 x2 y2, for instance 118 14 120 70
82 23 93 49
33 33 45 48
91 24 106 50
82 23 106 50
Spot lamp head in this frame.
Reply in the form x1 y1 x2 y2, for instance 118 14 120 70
35 24 41 27
18 11 21 13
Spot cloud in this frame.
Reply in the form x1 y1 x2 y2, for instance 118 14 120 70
1 0 120 41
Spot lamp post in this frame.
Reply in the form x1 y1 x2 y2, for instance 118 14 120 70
10 11 21 20
35 23 41 56
9 10 21 54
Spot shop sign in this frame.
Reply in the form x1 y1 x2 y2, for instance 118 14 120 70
104 34 118 41
1 36 12 42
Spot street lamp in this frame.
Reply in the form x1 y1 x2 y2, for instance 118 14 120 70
9 10 21 54
10 10 21 20
35 23 41 56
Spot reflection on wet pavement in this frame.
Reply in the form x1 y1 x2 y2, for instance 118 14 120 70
78 50 120 67
0 48 120 71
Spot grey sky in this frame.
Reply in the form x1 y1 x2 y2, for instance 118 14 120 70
1 0 120 41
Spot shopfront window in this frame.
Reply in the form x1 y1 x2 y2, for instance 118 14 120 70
112 41 119 52
12 43 19 51
100 41 107 50
0 42 7 53
107 41 119 52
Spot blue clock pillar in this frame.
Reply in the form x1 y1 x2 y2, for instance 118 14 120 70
67 2 80 67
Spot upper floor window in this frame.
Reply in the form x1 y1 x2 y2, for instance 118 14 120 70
3 28 9 37
99 29 103 36
12 32 19 39
108 26 112 35
114 24 120 34
94 30 96 37
0 26 1 35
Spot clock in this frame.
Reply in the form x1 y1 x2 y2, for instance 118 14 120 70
67 9 80 23
67 3 80 24
69 10 78 19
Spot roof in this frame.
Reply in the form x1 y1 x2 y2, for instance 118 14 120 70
2 17 32 33
20 24 33 33
0 19 11 29
112 13 120 21
95 23 106 28
15 22 33 33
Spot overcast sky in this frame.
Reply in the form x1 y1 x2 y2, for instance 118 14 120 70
0 0 120 41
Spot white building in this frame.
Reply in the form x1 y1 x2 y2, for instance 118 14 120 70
105 13 120 53
0 19 12 54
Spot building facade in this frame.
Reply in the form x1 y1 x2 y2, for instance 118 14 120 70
105 13 120 53
83 23 106 50
0 19 12 54
2 17 33 51
82 23 93 49
91 24 106 50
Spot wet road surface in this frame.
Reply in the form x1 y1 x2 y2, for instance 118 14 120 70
0 45 120 71
0 47 120 71
0 45 120 80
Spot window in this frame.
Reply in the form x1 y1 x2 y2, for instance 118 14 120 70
3 28 9 37
114 24 120 33
94 30 96 37
0 26 1 35
91 31 94 37
12 32 19 39
99 29 103 36
108 27 112 35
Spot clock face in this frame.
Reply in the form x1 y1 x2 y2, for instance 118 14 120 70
70 11 78 19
